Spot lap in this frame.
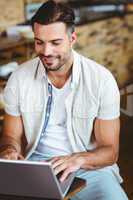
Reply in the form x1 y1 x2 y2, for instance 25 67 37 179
71 170 129 200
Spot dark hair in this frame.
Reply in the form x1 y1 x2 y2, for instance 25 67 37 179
31 0 75 33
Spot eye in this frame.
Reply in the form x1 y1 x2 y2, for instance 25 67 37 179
52 41 62 46
35 40 43 45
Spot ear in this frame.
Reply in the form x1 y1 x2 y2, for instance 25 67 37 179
70 32 77 46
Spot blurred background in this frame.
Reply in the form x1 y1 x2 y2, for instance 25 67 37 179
0 0 133 198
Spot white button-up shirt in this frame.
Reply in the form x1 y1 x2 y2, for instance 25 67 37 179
4 50 122 182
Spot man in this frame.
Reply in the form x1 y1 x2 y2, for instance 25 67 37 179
0 1 128 199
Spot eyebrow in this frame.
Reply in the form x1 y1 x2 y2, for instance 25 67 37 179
34 37 63 42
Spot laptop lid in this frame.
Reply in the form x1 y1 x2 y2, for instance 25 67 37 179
0 159 75 199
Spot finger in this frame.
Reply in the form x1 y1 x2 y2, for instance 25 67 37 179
0 154 9 159
52 155 69 167
60 169 71 182
0 152 12 159
49 157 60 164
0 149 18 160
54 163 67 175
52 158 65 169
18 154 24 160
9 152 19 160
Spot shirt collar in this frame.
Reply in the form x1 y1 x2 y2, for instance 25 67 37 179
35 49 81 89
34 57 46 80
71 49 81 89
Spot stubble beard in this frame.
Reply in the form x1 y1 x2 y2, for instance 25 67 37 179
39 54 70 72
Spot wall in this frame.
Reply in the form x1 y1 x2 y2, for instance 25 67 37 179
0 0 24 32
0 0 132 88
75 14 133 88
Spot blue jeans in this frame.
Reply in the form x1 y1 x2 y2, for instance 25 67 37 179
71 170 129 200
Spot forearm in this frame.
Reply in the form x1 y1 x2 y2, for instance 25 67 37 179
75 145 118 170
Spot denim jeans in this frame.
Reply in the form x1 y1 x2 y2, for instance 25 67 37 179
71 170 129 200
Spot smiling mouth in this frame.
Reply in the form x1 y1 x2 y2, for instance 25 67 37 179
44 58 54 62
42 56 57 63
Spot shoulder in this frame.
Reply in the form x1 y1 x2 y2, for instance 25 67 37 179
80 53 113 79
5 57 40 92
11 57 39 80
75 51 118 97
75 51 116 88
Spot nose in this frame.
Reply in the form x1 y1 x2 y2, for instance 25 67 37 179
42 43 53 56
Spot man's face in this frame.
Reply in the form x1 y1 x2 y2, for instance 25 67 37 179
33 22 76 71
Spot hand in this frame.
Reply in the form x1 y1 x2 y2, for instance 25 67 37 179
50 153 85 182
0 147 24 160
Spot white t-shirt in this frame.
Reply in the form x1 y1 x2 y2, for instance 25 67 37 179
36 77 73 157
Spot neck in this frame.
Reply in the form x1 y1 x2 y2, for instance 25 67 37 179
47 53 73 88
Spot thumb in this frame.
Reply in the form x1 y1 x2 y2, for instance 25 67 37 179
18 154 24 160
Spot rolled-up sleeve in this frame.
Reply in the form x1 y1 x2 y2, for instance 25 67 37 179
3 72 20 116
97 72 120 120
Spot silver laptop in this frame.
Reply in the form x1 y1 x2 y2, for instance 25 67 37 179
0 159 75 199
